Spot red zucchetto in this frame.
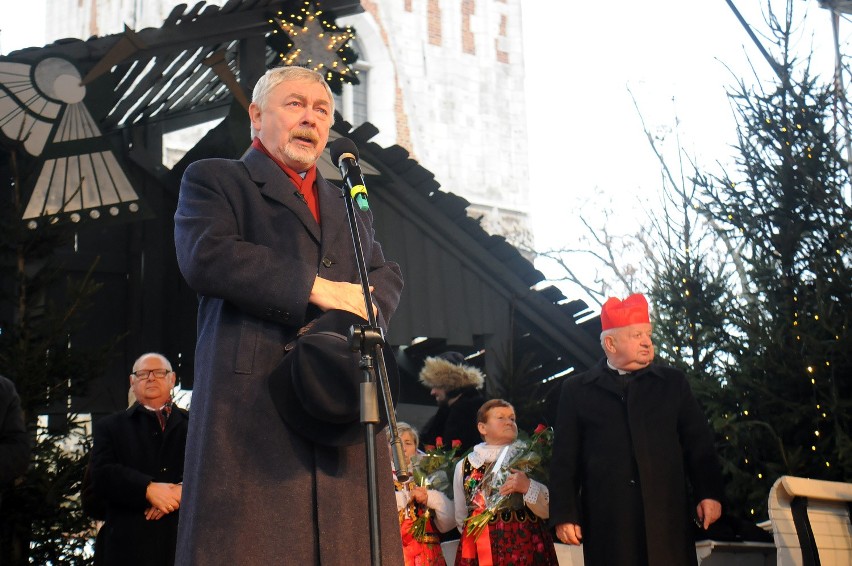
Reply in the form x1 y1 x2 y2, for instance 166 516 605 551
600 293 650 331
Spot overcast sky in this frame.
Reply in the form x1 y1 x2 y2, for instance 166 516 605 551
521 0 842 304
0 2 47 55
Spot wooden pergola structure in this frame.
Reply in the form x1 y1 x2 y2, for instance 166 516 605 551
0 0 601 422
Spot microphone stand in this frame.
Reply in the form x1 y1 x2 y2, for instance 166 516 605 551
342 180 408 566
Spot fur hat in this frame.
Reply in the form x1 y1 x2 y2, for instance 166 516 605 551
418 352 484 391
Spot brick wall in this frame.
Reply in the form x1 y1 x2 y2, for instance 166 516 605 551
364 0 531 246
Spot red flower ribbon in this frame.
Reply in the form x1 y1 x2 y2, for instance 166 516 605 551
460 508 493 565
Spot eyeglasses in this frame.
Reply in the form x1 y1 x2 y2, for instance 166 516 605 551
132 368 172 380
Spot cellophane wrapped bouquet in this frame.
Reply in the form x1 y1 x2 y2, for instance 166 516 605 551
408 436 462 541
463 424 553 539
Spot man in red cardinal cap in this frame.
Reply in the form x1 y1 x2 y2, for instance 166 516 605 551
549 293 724 566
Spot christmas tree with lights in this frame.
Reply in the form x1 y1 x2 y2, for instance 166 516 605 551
651 5 852 519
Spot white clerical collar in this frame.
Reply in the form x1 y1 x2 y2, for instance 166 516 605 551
607 361 632 375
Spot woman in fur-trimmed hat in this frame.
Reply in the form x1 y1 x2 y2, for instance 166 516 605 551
418 352 486 453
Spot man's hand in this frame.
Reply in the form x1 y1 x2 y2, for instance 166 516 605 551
555 522 582 545
696 498 722 529
144 506 166 520
146 482 181 514
498 470 531 496
309 276 376 320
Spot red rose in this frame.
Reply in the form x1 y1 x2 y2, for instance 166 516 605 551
435 437 444 448
424 445 435 452
451 439 462 449
534 424 547 435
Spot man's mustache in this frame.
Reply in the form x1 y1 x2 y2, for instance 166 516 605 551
290 129 319 144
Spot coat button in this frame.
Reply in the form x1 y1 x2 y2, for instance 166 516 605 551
322 257 333 268
629 479 637 486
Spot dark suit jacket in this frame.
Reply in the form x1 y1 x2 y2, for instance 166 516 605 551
550 359 724 566
174 148 404 565
91 403 188 566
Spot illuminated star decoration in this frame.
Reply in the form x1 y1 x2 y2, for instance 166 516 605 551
267 1 359 94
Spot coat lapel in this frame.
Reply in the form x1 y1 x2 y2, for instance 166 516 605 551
242 147 321 243
316 172 349 261
582 360 623 398
162 407 186 438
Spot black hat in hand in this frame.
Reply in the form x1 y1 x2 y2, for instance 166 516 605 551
268 309 399 447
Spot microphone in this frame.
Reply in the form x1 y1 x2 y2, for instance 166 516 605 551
329 137 369 211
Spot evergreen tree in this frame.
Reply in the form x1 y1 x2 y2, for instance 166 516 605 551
610 1 852 520
0 142 114 564
533 1 851 521
688 4 852 517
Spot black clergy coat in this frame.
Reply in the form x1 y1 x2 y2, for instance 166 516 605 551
90 403 189 566
549 359 724 566
174 147 405 566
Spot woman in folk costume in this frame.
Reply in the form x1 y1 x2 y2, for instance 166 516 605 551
391 422 455 566
452 400 558 566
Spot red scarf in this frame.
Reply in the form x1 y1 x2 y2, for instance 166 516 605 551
251 137 320 223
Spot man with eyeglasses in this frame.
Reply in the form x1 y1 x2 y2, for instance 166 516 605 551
89 352 189 566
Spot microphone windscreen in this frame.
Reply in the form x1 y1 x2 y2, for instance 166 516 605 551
329 137 359 167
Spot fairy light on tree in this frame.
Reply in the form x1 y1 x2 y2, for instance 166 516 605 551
644 1 851 519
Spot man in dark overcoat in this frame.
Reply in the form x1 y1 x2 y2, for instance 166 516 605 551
418 352 486 453
90 353 188 566
550 293 724 566
174 65 404 565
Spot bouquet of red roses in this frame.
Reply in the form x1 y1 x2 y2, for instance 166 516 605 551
464 424 553 539
408 436 462 541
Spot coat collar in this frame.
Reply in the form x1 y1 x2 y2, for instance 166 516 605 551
447 385 484 401
241 146 360 257
581 358 662 381
127 401 187 433
241 147 327 243
580 358 663 396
